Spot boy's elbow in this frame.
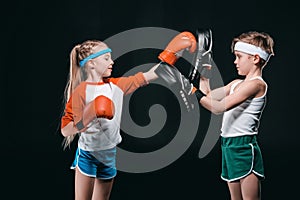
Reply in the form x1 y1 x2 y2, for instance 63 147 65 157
212 110 223 115
201 102 225 115
210 107 226 115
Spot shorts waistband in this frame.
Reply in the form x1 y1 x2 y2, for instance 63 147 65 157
221 135 257 147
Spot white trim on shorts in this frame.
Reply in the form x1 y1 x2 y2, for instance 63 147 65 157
70 148 97 178
70 148 117 180
221 143 264 182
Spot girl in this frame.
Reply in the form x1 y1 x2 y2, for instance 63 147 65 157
60 40 159 200
60 32 195 200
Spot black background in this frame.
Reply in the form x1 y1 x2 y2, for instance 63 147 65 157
3 0 299 199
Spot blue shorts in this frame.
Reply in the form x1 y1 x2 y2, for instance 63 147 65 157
71 147 117 180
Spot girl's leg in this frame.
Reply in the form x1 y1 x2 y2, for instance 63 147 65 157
227 181 243 200
75 168 95 200
240 173 261 200
92 178 114 200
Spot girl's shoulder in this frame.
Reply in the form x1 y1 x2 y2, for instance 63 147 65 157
71 82 87 97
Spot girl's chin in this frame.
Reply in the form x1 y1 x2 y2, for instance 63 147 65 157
103 71 112 77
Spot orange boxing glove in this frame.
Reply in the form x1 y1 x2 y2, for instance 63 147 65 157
75 95 115 131
93 95 115 119
158 31 197 66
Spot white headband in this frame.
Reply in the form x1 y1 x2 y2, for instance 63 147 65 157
234 41 270 61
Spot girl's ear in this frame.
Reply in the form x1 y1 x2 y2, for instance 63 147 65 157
87 60 95 69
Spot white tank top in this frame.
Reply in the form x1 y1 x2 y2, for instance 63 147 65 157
220 77 267 138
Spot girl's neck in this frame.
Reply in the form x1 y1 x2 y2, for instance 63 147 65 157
86 73 103 83
85 78 103 83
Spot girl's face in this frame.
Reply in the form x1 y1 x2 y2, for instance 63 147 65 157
90 45 114 78
233 51 254 76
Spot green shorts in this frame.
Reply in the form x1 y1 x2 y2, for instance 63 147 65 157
221 135 264 182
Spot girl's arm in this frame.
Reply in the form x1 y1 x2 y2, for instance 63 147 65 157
61 122 78 137
143 63 160 82
60 85 85 137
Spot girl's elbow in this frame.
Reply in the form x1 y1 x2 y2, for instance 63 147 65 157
60 125 73 137
61 123 76 137
61 128 68 137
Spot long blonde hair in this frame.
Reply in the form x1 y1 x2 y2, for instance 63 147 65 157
62 40 105 149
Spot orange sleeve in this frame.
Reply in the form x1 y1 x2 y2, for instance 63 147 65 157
61 95 74 129
107 72 148 95
61 83 86 129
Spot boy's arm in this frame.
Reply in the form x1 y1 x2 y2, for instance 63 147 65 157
202 79 237 101
200 80 261 114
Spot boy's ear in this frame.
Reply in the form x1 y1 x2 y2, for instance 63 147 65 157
253 54 261 64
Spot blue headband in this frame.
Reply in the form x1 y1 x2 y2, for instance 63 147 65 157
79 48 112 67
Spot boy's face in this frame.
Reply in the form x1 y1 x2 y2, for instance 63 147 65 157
233 51 255 76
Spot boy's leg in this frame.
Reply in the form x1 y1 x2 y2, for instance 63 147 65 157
228 181 243 200
240 173 261 200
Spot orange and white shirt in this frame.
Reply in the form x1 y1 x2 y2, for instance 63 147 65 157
61 72 148 151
